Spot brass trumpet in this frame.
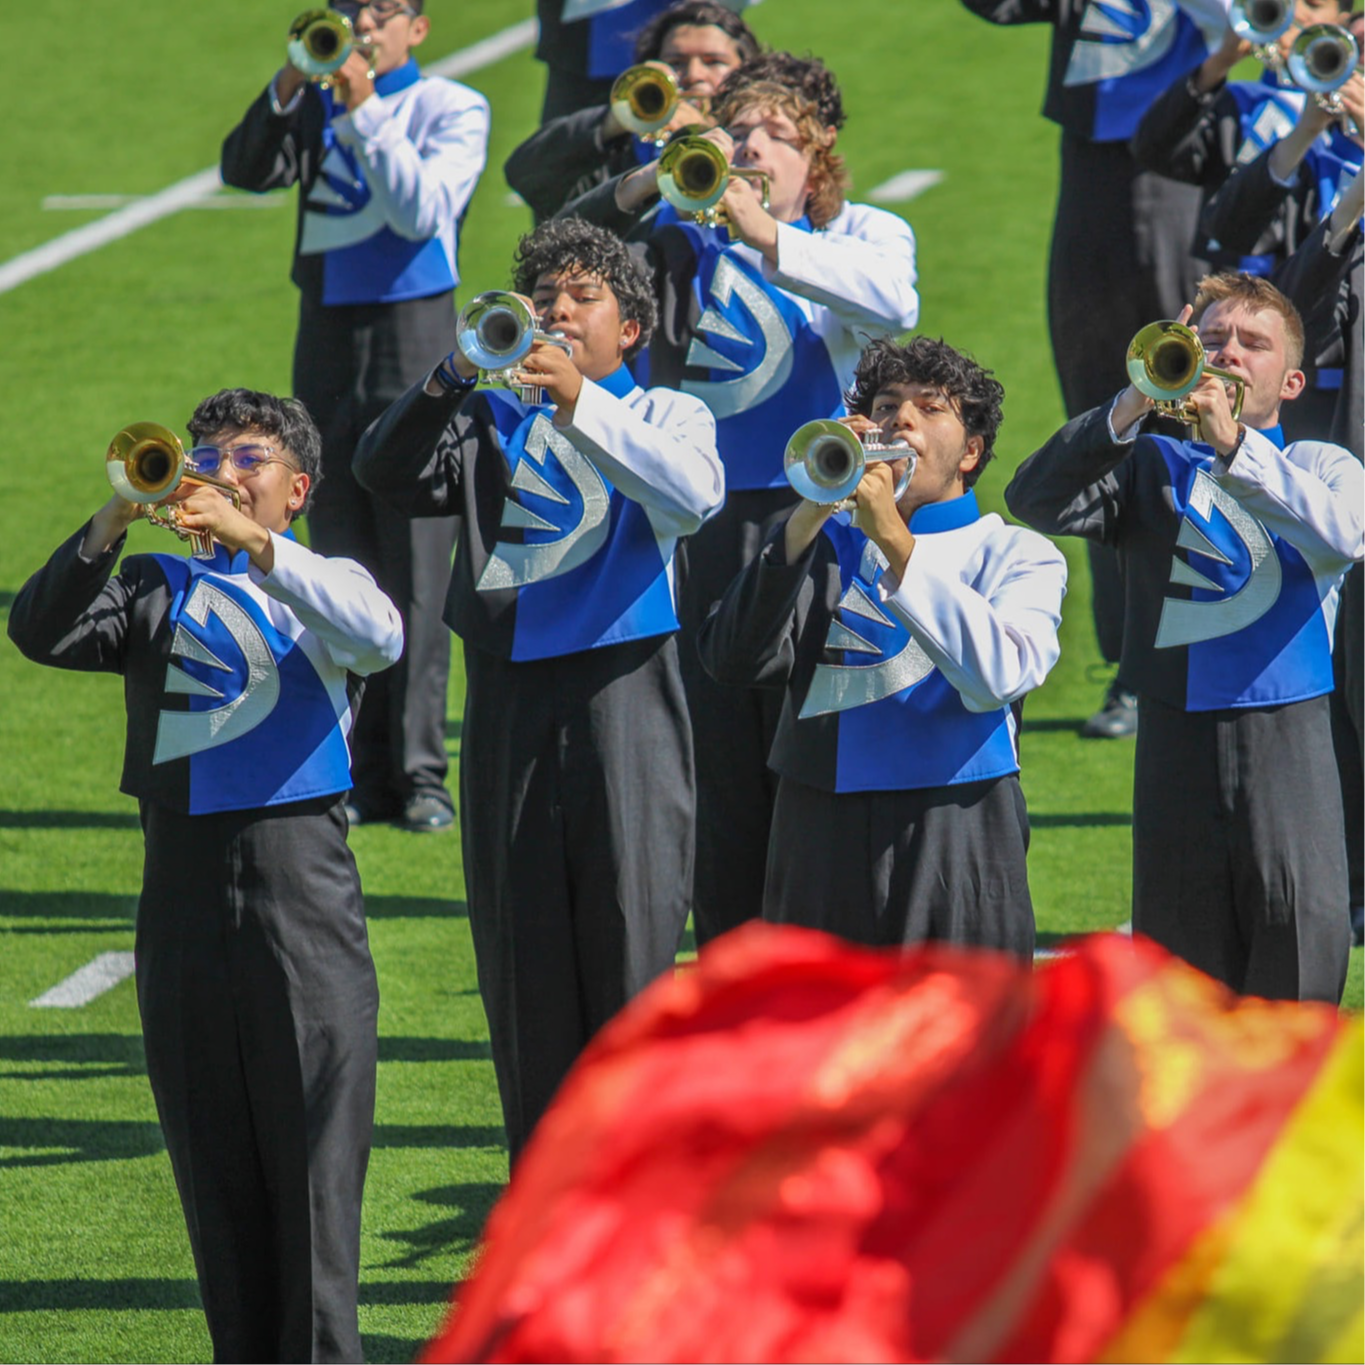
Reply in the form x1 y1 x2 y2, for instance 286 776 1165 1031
1230 0 1294 68
455 291 574 406
1126 321 1246 441
106 422 241 560
656 136 770 233
1287 24 1361 131
784 419 915 510
287 8 374 86
610 63 683 147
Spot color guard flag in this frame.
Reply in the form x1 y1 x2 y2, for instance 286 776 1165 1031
423 924 1363 1364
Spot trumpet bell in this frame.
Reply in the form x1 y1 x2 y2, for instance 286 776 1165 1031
457 292 539 371
1287 23 1360 94
1126 321 1204 402
657 135 729 214
106 421 186 504
610 63 680 139
288 7 356 80
1230 0 1294 45
784 419 914 508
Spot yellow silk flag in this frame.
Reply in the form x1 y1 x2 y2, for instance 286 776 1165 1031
426 927 1363 1363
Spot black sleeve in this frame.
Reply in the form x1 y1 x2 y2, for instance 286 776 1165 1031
1004 405 1137 546
220 84 316 193
1274 213 1362 339
7 525 136 674
956 0 1055 23
1131 72 1240 186
697 520 827 691
1199 143 1299 256
504 104 623 221
353 376 478 519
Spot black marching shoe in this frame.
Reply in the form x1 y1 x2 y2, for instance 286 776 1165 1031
1081 679 1138 739
400 793 455 833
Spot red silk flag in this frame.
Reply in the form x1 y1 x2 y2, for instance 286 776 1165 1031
424 925 1363 1363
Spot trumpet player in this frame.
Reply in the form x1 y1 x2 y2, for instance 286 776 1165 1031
506 0 760 222
353 219 723 1161
565 58 919 949
221 1 490 833
8 391 403 1363
1006 273 1365 1003
697 337 1065 955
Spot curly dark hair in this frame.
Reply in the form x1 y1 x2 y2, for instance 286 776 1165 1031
186 389 323 519
633 0 761 64
719 50 845 129
510 218 657 361
844 337 1005 490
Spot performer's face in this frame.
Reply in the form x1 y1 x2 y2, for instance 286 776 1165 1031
192 426 309 533
726 104 816 224
866 382 983 513
338 0 429 77
1194 301 1306 430
657 23 746 101
531 269 641 382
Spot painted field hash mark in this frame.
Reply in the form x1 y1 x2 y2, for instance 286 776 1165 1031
30 952 136 1008
868 169 944 204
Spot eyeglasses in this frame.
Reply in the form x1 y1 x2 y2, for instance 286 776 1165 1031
331 0 414 22
187 444 297 478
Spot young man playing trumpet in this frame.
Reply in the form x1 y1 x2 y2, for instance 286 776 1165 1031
221 0 490 833
353 219 723 1161
8 392 404 1362
1006 273 1364 1002
565 60 921 949
698 337 1066 956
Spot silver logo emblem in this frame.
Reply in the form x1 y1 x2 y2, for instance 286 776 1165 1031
477 415 611 591
1155 469 1282 649
154 579 280 764
801 542 935 717
683 254 795 419
1066 0 1178 87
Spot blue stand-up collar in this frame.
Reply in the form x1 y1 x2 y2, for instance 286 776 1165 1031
206 525 296 575
594 365 638 400
909 489 980 534
375 58 420 97
1256 422 1285 450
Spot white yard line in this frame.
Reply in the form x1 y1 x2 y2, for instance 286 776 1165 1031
868 169 944 204
0 17 538 298
30 952 136 1008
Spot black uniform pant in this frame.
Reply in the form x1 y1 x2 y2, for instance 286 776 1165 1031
1330 562 1364 915
762 773 1036 961
678 487 797 947
135 797 379 1364
1132 695 1350 1003
1050 132 1205 666
294 293 458 816
460 636 693 1161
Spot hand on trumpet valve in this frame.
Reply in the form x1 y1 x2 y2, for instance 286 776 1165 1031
329 46 378 110
509 335 582 413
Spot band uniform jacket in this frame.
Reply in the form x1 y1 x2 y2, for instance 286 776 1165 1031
352 366 723 659
1005 405 1365 711
8 528 404 815
697 492 1068 793
220 59 489 307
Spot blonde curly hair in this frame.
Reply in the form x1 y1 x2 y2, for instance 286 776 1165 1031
713 80 847 229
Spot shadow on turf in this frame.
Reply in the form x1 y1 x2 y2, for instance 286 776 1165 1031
0 890 135 932
0 1032 145 1080
364 895 469 919
0 1116 164 1167
378 1181 504 1269
0 808 140 830
379 1036 492 1063
1029 811 1132 828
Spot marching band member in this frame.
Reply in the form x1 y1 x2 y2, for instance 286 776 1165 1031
958 0 1232 742
8 392 404 1363
352 219 723 1161
1006 273 1364 1002
698 337 1066 955
221 0 490 833
565 60 920 947
506 0 761 223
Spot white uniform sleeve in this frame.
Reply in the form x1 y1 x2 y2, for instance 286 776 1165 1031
335 83 490 242
250 533 405 676
1213 430 1365 567
558 381 724 538
765 202 920 335
878 524 1068 711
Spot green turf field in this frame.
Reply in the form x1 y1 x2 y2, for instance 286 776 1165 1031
0 3 1358 1361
